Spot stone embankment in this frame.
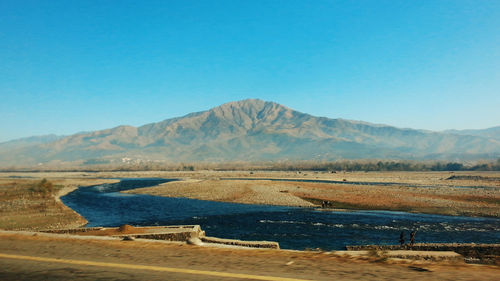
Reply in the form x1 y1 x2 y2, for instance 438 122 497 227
346 243 500 264
43 225 280 249
44 225 204 241
200 236 280 249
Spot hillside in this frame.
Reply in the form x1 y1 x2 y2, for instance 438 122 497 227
445 127 500 141
0 99 499 166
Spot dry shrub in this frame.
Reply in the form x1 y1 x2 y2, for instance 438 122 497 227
31 179 54 196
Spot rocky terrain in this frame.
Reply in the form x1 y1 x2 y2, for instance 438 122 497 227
125 171 500 217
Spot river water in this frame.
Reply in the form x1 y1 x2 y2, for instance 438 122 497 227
61 178 500 250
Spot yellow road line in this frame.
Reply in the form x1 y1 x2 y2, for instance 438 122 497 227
0 253 312 281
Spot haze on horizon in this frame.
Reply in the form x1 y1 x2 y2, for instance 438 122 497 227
1 1 499 143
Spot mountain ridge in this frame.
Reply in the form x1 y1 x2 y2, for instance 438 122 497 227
1 99 499 166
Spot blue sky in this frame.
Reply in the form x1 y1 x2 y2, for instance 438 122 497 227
1 0 499 142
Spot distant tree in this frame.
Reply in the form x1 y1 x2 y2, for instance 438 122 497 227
445 162 463 171
31 178 54 196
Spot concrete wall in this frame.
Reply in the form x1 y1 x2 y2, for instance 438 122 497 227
201 236 280 249
346 243 500 263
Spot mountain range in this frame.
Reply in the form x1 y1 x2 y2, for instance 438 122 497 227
1 99 499 167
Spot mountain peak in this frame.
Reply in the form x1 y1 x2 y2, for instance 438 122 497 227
205 99 293 126
214 99 282 113
220 98 268 107
0 99 499 166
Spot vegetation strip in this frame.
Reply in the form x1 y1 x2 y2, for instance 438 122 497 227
0 253 311 281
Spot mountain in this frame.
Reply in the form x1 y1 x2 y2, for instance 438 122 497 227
444 127 500 141
0 134 64 152
0 99 499 167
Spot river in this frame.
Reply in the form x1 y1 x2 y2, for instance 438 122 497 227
61 178 500 250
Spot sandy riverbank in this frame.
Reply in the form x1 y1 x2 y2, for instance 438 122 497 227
124 171 500 217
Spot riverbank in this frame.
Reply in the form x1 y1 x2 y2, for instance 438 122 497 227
124 171 500 217
1 171 499 233
0 175 118 230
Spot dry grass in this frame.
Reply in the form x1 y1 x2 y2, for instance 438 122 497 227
0 176 118 231
293 181 500 217
0 179 82 230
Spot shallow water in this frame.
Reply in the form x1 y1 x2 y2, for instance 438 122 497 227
61 178 500 250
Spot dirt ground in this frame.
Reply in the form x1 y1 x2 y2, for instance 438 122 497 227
124 171 500 217
0 176 118 230
0 231 498 281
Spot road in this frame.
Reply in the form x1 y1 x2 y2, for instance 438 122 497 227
0 252 308 281
0 231 498 280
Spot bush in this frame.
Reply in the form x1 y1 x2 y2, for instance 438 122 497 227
31 178 54 196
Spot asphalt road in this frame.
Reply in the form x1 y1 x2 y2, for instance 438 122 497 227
0 252 307 281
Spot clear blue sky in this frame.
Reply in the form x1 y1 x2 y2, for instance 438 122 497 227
1 0 499 142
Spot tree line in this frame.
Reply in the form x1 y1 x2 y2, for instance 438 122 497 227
2 159 499 172
262 159 500 172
